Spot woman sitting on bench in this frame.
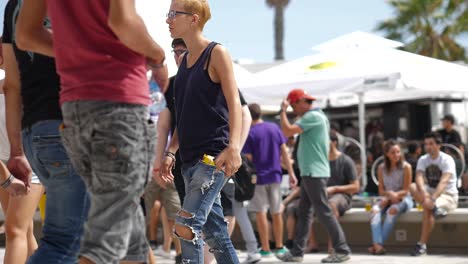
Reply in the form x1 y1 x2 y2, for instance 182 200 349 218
368 140 413 255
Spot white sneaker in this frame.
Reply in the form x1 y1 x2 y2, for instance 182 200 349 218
241 252 262 264
153 245 172 259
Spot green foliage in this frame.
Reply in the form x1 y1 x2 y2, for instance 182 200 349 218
376 0 468 61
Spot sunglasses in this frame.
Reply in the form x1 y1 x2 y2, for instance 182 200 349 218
166 10 193 19
172 49 187 56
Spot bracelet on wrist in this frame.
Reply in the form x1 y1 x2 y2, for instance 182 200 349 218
1 174 14 189
164 151 176 161
148 57 166 69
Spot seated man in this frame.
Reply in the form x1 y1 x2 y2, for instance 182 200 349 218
306 131 360 252
410 132 459 256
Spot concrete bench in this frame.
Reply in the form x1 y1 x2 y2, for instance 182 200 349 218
340 208 468 223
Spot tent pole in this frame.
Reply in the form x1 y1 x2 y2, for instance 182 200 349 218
465 95 468 142
358 91 367 191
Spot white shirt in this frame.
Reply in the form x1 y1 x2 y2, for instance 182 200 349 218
0 94 10 161
416 151 458 195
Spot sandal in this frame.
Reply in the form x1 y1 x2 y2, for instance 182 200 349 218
374 248 386 255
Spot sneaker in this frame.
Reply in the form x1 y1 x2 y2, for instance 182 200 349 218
433 206 448 219
259 249 273 258
241 252 261 264
274 246 288 256
410 243 427 256
149 240 158 251
153 245 172 259
321 252 350 263
276 251 303 263
175 254 182 264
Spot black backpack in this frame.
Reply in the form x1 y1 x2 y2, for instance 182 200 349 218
233 154 256 202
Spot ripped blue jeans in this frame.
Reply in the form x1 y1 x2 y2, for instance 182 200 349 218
370 196 414 245
175 161 239 264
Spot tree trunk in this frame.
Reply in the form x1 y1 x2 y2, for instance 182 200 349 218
274 5 285 61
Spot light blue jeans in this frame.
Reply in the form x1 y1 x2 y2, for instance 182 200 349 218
22 120 90 264
370 196 414 245
176 161 239 264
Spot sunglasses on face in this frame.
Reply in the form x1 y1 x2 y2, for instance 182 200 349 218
166 10 193 19
172 49 187 56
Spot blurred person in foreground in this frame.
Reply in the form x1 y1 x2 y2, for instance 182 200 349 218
17 0 168 263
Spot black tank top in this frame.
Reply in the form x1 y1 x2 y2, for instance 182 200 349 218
174 42 229 165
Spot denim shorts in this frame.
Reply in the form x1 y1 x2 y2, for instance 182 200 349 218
60 101 156 264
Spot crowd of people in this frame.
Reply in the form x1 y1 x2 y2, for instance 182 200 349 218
0 0 466 264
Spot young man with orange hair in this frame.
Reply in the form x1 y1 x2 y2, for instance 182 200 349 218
161 1 242 263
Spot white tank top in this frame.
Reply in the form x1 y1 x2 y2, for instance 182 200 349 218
0 94 10 161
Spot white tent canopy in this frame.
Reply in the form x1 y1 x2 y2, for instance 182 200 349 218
239 32 468 189
240 46 468 108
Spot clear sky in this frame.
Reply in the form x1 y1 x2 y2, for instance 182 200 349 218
203 0 395 63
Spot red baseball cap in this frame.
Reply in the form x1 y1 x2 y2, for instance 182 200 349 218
287 89 316 104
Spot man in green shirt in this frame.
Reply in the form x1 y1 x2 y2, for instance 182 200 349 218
277 89 351 263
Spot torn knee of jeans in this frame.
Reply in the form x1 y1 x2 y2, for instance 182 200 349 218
174 223 199 245
178 210 195 219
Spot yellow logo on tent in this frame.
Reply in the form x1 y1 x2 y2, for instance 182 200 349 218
308 61 337 71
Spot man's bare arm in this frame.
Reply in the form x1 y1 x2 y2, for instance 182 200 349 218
280 144 297 186
432 172 452 199
240 104 252 148
108 0 165 63
16 0 54 57
2 44 23 156
211 45 242 176
331 180 360 195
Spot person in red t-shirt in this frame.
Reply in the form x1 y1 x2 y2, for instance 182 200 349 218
17 1 168 263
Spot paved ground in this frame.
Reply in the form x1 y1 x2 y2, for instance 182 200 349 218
154 252 467 264
0 248 466 263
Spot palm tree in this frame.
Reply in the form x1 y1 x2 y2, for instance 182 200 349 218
266 0 290 61
376 0 468 61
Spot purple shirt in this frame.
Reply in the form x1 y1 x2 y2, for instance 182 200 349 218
243 122 286 185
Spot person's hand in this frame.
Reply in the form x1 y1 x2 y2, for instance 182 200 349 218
152 168 167 189
327 186 337 196
280 99 290 112
387 191 400 204
379 197 390 208
7 155 32 190
160 155 175 183
215 145 241 177
422 196 434 210
6 176 28 197
149 63 169 93
279 203 285 214
289 174 298 188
